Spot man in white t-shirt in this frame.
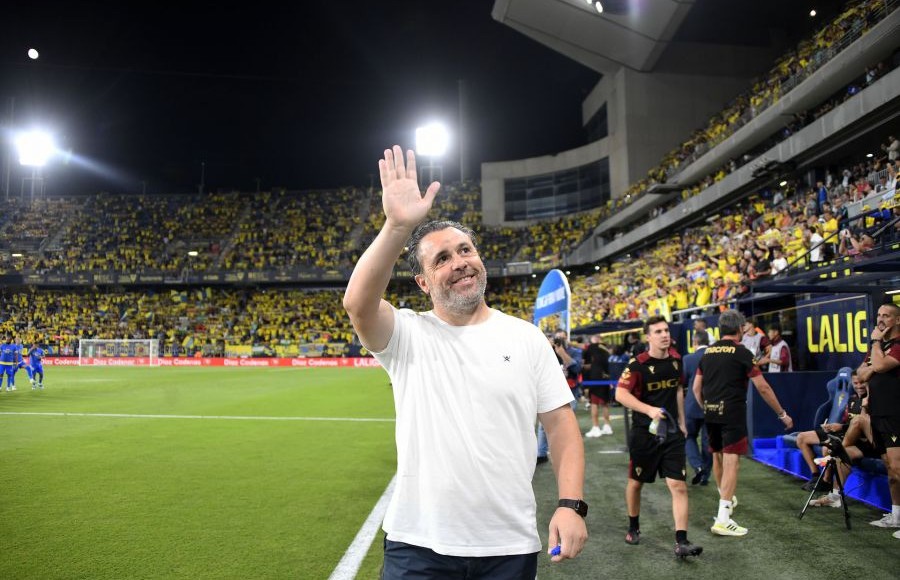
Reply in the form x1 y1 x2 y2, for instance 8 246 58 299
809 224 825 263
343 145 587 578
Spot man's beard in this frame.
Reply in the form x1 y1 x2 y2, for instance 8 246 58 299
431 270 487 315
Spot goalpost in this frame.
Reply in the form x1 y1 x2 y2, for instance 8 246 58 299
78 339 161 366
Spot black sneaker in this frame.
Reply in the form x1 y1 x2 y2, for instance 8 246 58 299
674 540 703 559
691 469 704 485
802 478 831 492
625 529 641 545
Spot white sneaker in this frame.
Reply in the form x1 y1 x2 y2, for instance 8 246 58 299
808 493 841 508
600 424 613 435
585 426 602 438
869 513 900 528
893 530 900 539
710 518 748 536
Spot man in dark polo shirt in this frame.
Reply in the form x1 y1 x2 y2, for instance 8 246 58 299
616 316 702 558
692 309 793 537
858 301 900 533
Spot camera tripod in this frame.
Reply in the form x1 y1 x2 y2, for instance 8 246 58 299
798 435 852 530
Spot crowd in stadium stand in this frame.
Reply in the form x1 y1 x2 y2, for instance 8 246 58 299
661 0 888 176
0 158 893 358
222 188 363 272
0 278 543 357
1 141 897 356
582 0 897 238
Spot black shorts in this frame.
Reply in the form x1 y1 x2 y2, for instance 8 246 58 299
706 421 749 455
589 385 610 405
871 416 900 453
627 428 686 483
850 439 881 464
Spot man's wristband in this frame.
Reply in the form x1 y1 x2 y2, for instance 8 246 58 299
777 411 787 420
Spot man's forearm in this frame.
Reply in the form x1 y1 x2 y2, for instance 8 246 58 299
616 387 655 417
857 362 874 382
755 382 785 415
344 223 412 315
548 418 585 499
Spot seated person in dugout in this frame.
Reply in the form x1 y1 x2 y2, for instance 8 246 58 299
797 370 866 492
805 377 882 508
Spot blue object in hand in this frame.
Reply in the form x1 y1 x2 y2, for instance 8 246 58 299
550 545 561 556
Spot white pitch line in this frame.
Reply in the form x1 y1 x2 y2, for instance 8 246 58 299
329 475 395 580
0 411 395 423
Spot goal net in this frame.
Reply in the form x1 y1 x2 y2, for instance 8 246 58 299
78 339 161 366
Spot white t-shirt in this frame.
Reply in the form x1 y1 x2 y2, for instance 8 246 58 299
810 232 824 262
372 307 573 557
771 256 788 274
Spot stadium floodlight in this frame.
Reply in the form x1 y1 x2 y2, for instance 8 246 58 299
16 130 56 167
415 123 449 158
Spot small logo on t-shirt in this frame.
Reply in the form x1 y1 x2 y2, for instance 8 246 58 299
503 355 510 362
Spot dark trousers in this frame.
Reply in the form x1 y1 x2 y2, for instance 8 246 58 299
685 417 712 475
382 538 538 580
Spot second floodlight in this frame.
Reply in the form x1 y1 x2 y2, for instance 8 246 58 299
16 130 56 167
415 123 449 157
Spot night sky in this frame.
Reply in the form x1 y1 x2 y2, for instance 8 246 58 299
1 1 599 195
2 0 846 196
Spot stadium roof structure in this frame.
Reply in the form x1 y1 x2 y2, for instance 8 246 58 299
491 0 849 76
492 0 694 75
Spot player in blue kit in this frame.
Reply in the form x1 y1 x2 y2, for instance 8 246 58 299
0 336 23 392
28 344 46 389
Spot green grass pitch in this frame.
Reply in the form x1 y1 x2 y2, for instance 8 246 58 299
0 367 397 579
1 368 896 579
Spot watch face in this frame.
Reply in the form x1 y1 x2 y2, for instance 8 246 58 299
575 501 588 517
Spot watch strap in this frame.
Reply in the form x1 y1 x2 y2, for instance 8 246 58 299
558 498 588 517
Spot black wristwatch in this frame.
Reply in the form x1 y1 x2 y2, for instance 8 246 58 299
558 499 588 517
